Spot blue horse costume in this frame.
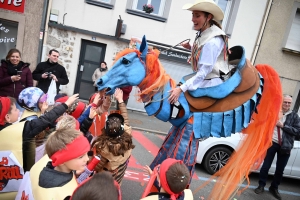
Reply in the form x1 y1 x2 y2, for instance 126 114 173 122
97 36 282 199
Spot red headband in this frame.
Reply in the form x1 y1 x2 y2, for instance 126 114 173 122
50 135 90 167
160 159 183 200
56 97 86 119
141 158 183 199
0 97 11 125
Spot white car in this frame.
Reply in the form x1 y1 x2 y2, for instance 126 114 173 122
196 133 300 179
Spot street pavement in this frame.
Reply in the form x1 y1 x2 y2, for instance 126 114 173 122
122 109 300 200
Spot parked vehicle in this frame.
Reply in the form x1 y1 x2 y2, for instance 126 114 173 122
196 133 300 179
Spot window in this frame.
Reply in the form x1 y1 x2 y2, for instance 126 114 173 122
283 2 300 54
85 0 115 9
214 0 241 37
0 19 18 60
126 0 171 22
132 0 166 16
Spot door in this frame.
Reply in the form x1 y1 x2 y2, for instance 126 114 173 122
74 40 106 100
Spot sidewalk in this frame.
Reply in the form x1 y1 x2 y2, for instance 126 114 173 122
127 109 171 135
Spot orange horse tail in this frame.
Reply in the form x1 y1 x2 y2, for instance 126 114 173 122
194 64 283 200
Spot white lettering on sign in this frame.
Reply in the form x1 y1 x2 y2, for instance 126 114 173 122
0 24 10 33
0 23 16 43
0 0 22 6
168 52 188 60
156 47 189 60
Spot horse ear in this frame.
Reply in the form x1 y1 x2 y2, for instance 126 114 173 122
140 35 148 61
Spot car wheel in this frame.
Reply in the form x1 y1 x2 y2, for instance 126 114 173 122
203 146 232 175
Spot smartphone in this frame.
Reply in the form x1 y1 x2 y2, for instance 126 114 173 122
17 71 22 76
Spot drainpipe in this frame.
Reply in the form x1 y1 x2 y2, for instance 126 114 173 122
41 0 53 62
250 0 273 64
37 0 50 64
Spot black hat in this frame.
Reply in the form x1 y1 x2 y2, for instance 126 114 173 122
105 113 125 137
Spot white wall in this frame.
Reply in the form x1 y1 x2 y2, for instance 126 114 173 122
50 0 268 95
51 0 268 59
229 0 268 59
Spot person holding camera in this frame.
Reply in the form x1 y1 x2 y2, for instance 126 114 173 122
0 48 33 99
254 95 300 199
32 49 69 94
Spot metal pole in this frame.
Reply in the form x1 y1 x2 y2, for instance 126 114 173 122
37 0 49 64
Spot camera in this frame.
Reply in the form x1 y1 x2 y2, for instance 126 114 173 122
45 72 52 80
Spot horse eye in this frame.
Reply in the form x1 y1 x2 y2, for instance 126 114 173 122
122 58 130 65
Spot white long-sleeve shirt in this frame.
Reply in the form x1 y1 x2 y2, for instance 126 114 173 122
180 36 224 92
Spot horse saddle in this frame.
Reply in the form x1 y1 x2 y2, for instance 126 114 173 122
184 46 260 113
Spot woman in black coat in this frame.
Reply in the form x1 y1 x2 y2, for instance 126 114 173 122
0 49 33 98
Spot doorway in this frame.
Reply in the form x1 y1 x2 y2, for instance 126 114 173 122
74 40 106 100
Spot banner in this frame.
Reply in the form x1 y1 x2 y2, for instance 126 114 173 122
0 0 26 13
0 151 24 193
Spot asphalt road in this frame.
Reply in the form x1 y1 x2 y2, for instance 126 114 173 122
122 110 300 200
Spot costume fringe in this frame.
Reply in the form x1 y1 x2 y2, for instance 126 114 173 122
193 64 282 200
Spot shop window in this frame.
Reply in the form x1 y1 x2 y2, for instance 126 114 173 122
0 19 18 60
283 3 300 54
85 0 115 9
126 0 171 22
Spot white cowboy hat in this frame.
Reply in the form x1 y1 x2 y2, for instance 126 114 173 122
182 0 224 21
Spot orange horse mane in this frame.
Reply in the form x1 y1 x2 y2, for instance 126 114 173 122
113 48 176 102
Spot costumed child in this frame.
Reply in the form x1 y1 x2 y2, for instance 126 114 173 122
78 90 112 137
0 93 78 199
141 158 193 200
92 88 135 184
64 172 121 200
21 127 90 200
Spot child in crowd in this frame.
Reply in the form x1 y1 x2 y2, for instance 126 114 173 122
28 127 90 200
142 158 193 200
64 172 121 200
78 90 111 137
92 88 135 184
0 94 78 199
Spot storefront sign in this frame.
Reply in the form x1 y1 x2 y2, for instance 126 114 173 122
154 46 190 64
0 0 25 13
0 19 18 60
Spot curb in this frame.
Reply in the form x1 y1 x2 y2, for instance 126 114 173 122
132 126 167 136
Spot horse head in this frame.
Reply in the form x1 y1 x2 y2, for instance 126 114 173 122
96 36 148 95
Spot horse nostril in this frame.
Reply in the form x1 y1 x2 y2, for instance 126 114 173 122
97 79 103 85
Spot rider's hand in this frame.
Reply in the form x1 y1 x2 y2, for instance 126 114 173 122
168 87 182 104
181 42 191 50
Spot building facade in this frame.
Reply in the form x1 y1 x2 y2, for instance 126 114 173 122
0 0 45 70
45 0 271 111
254 0 300 112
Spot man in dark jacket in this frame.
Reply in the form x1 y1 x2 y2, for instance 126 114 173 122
32 49 69 94
254 95 300 199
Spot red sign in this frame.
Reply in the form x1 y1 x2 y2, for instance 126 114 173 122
0 0 26 13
